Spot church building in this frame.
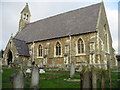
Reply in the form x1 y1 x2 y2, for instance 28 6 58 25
3 2 118 69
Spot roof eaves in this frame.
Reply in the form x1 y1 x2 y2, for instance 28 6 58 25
26 31 97 44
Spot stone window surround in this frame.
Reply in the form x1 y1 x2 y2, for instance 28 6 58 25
76 38 86 56
54 41 62 57
37 44 43 58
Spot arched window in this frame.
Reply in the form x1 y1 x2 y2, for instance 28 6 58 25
38 44 43 57
104 24 109 52
45 43 50 55
104 33 108 50
56 42 61 56
77 38 84 54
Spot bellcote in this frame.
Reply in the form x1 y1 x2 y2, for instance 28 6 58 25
19 3 31 32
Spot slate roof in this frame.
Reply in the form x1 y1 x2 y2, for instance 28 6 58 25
12 38 30 56
15 3 101 43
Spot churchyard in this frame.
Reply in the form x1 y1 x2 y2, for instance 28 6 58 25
2 66 119 89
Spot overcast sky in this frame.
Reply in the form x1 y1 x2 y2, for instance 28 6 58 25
0 0 119 53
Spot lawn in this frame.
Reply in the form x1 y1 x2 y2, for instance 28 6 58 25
2 67 80 88
2 67 119 88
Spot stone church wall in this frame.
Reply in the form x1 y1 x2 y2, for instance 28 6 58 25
28 32 96 68
96 3 117 68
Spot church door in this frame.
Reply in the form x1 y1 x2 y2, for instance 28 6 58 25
7 50 13 65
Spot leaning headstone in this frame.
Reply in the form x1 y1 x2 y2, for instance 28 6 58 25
31 66 39 88
22 65 27 77
13 71 24 89
70 61 75 78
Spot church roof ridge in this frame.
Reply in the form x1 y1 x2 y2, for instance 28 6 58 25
30 2 102 25
15 2 101 43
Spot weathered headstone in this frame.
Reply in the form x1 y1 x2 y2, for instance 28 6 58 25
63 64 68 71
52 60 55 68
13 71 24 89
39 62 43 68
22 65 27 77
82 72 91 88
101 71 105 89
70 61 75 78
27 60 32 67
31 66 39 88
0 60 2 66
14 60 20 67
92 67 97 89
0 60 2 73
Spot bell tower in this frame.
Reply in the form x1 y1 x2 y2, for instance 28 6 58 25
19 3 31 32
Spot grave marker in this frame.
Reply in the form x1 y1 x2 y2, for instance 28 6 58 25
82 72 91 88
31 66 39 88
13 71 24 89
27 60 32 67
70 61 75 78
92 67 97 89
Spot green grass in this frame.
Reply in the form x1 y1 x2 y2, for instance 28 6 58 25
39 71 80 88
2 67 119 88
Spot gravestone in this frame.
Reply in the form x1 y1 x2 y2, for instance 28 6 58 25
14 60 20 67
101 71 105 89
70 61 75 78
0 60 2 73
13 71 24 89
52 61 55 68
39 62 43 68
22 65 27 77
92 67 97 88
63 64 68 71
82 72 91 88
27 60 32 67
0 60 2 67
31 66 39 88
